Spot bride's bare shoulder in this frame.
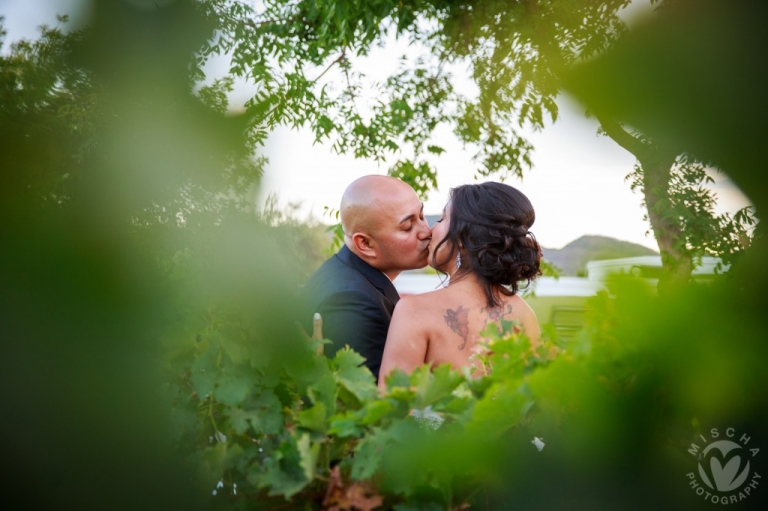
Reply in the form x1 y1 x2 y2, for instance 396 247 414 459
509 293 536 316
396 287 452 311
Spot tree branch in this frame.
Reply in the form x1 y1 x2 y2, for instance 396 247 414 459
339 47 361 115
595 114 648 156
312 49 346 84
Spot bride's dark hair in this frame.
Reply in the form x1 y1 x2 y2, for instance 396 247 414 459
432 182 542 308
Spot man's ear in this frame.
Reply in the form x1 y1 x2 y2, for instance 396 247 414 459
351 232 377 259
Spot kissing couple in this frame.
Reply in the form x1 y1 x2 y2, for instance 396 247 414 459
302 175 542 388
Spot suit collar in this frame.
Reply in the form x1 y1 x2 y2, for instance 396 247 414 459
336 245 400 304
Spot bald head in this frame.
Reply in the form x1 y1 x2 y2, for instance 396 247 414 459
338 175 431 276
340 175 416 237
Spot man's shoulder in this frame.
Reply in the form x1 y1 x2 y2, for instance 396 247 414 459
304 253 373 297
307 253 362 284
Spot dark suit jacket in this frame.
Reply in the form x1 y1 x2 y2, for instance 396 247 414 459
302 245 399 380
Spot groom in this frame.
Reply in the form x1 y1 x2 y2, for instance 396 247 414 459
302 175 432 380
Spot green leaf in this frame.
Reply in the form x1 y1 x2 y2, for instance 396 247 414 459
224 442 245 469
387 386 417 403
289 352 335 398
329 411 364 438
332 345 367 370
256 438 309 498
297 402 327 433
219 335 250 365
227 408 261 435
383 367 411 390
412 363 463 409
297 433 320 482
249 389 285 435
307 371 338 415
332 347 378 403
199 443 227 486
359 398 394 425
350 427 388 481
214 375 253 407
227 388 284 436
435 394 474 417
467 382 529 437
349 419 423 481
190 344 219 398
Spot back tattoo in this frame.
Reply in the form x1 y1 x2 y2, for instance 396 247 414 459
483 303 513 324
443 306 470 349
444 303 514 351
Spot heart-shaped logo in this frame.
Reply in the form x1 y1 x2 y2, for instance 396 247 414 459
698 440 751 492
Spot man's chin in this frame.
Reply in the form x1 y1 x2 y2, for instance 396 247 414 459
408 255 430 270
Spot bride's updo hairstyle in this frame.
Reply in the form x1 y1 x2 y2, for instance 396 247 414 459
433 182 542 308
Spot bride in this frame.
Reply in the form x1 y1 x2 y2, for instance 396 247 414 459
378 182 542 388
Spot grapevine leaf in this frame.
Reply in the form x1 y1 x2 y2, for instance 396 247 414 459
249 388 285 435
329 411 364 438
257 438 309 498
332 346 367 375
467 383 529 437
297 433 320 482
413 363 463 409
387 386 417 403
214 375 253 407
199 443 227 487
224 442 245 469
297 402 327 433
190 344 218 398
307 371 338 415
227 408 261 435
383 367 411 391
350 427 388 481
350 420 421 481
359 398 394 425
333 347 378 403
227 388 284 436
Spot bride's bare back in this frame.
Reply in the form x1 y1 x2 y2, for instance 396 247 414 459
378 181 543 389
378 275 540 387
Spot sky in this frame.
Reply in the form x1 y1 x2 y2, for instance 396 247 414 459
2 0 753 251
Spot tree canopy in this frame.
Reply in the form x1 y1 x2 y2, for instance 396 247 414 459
199 0 755 286
199 0 630 195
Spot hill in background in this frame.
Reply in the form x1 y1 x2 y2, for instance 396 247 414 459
542 235 657 276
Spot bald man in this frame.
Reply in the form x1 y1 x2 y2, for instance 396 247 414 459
302 175 432 379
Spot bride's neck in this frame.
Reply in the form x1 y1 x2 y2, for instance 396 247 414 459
447 269 481 287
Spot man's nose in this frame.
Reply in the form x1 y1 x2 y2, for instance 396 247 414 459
418 219 431 239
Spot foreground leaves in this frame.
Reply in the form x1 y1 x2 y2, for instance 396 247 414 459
168 313 562 508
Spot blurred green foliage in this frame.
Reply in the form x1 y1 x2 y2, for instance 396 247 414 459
0 0 314 507
2 1 767 510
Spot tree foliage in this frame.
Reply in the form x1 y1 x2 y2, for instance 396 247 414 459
625 154 755 270
198 0 630 195
199 0 756 286
0 15 94 206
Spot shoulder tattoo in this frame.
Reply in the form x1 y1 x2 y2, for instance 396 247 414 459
483 304 513 323
444 305 470 350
